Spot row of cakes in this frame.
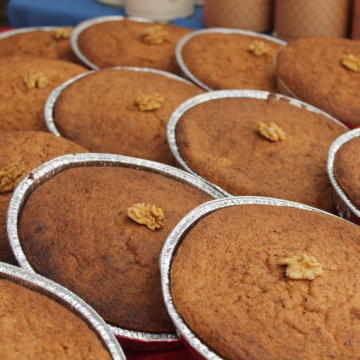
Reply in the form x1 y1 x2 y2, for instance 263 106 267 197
0 16 359 360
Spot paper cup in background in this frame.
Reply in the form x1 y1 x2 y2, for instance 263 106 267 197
352 0 360 39
203 0 273 32
97 0 124 7
274 0 352 41
125 0 194 22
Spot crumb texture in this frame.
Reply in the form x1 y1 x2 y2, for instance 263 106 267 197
0 29 78 62
54 68 203 165
334 136 360 209
0 130 87 264
182 33 282 91
0 279 110 360
171 205 360 360
78 19 191 73
176 96 345 211
19 166 211 333
276 37 360 127
0 56 86 131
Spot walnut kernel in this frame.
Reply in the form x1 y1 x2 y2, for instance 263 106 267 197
257 121 285 142
54 27 73 40
127 203 165 230
278 254 324 280
23 71 49 89
341 54 360 72
135 93 164 111
248 40 271 56
0 163 27 193
141 25 170 45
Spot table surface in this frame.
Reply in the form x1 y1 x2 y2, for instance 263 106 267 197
0 6 199 356
8 0 204 29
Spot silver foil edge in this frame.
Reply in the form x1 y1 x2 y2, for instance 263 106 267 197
160 196 351 360
167 89 348 195
71 16 153 69
7 153 224 344
44 66 194 136
327 128 360 219
175 28 287 91
0 262 126 359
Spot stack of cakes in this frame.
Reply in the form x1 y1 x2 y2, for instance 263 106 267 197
1 13 360 360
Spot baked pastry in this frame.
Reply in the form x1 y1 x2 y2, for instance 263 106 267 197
0 131 87 264
171 203 360 360
0 27 78 63
76 18 191 73
333 135 360 209
179 31 284 91
0 56 87 131
53 68 203 165
174 93 346 211
0 276 111 359
276 37 360 128
18 165 212 333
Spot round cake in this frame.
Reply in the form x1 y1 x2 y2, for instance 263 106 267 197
333 135 360 209
53 68 203 165
18 165 212 334
0 277 111 359
0 56 87 131
179 31 284 91
171 203 360 360
0 28 78 63
0 131 87 264
173 93 346 212
276 37 360 128
76 19 191 73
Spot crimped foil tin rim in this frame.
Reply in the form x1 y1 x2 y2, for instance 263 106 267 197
167 89 348 195
44 66 194 136
160 195 349 360
71 15 153 69
7 153 223 344
0 26 60 40
0 262 126 359
175 28 287 91
327 128 360 219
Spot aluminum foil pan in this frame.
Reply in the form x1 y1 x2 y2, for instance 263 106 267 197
44 66 194 136
7 153 224 350
0 26 60 40
160 195 347 360
327 128 360 225
71 16 153 69
167 89 348 196
175 28 287 91
0 261 125 359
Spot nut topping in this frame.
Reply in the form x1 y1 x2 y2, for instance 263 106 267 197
135 93 164 111
279 254 324 280
54 27 73 40
141 25 170 45
127 203 165 230
341 54 360 72
248 40 271 56
23 71 49 89
257 121 285 142
0 163 27 193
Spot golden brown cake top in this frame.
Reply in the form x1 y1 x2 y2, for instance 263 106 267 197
334 136 360 209
19 166 212 333
171 204 360 360
0 28 78 63
181 33 283 91
54 68 203 165
0 278 110 360
0 130 87 264
176 95 345 212
77 19 191 73
276 37 360 127
0 56 86 132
